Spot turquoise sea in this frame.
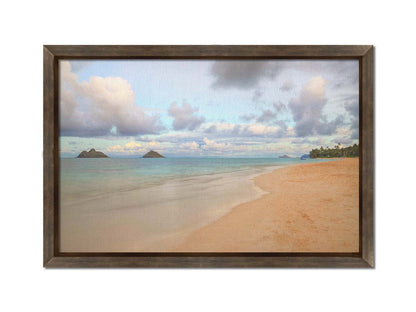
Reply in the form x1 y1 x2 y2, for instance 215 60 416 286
60 157 329 184
60 157 329 195
59 157 333 251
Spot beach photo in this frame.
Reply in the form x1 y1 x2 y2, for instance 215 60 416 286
59 59 359 253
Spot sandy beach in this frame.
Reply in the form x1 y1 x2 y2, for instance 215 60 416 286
60 158 359 252
175 158 359 252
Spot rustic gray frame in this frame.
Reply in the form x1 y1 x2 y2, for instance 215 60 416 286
44 45 374 268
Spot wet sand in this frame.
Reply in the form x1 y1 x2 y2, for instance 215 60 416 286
176 158 359 252
60 168 269 252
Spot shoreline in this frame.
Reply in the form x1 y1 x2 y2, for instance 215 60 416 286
174 158 359 252
59 158 295 206
59 163 281 252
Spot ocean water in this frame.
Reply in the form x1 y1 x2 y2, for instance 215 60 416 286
59 157 332 251
60 157 328 199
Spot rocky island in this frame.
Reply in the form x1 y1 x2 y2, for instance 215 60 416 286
143 150 164 158
279 154 290 158
77 148 109 158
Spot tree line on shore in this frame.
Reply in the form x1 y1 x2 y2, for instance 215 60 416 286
309 143 359 158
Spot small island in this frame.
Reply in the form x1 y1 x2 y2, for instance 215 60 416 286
279 154 290 158
143 150 164 158
77 148 109 158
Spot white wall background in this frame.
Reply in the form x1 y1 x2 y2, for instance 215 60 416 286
1 1 415 311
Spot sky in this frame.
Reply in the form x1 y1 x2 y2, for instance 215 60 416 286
59 59 359 157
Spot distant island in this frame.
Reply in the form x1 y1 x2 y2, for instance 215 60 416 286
279 155 290 158
77 148 109 158
309 144 359 158
143 150 164 158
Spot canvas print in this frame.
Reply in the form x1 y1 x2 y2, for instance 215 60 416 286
59 59 359 252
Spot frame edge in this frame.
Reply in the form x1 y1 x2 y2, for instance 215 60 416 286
44 255 372 268
361 46 375 268
43 45 373 58
43 46 56 267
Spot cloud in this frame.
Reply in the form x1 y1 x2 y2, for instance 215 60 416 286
252 89 264 102
179 141 200 150
239 101 287 125
211 61 278 89
199 137 312 156
60 61 164 137
202 137 227 150
69 60 90 73
239 114 256 122
125 141 143 149
60 61 163 137
202 122 286 138
256 103 288 124
147 141 160 148
168 102 205 131
273 102 287 113
210 60 358 94
256 109 277 123
291 137 326 146
331 136 353 145
344 99 359 139
280 80 294 91
316 115 344 135
288 76 344 137
137 131 202 144
202 138 248 153
135 126 329 157
107 140 160 155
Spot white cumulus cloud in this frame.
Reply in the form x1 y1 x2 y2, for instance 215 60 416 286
60 61 163 137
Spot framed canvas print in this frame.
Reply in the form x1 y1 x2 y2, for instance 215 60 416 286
44 45 374 268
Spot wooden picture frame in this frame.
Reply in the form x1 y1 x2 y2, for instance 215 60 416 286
44 45 374 268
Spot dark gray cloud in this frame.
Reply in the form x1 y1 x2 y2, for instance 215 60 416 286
252 89 264 102
273 102 287 113
210 60 358 93
288 76 343 137
256 109 276 123
280 80 294 92
168 102 205 131
211 61 278 89
239 101 288 125
316 115 345 135
344 99 359 139
275 120 288 131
